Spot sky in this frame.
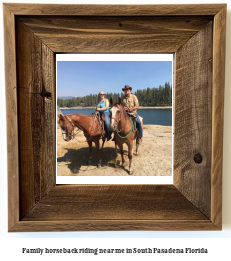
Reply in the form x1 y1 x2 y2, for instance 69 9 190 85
56 54 173 97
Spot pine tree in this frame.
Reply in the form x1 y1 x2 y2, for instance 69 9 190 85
58 83 172 108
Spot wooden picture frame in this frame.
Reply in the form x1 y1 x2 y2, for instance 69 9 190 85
4 3 226 231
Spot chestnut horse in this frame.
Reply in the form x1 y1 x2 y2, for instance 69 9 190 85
110 98 143 175
58 113 106 167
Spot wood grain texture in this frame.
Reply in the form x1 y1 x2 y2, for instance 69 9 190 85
3 4 19 231
18 16 213 53
211 5 226 228
3 3 226 16
4 3 226 231
12 185 219 232
174 22 213 218
11 220 218 232
16 19 56 219
22 185 207 221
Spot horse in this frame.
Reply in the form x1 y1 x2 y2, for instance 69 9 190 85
109 98 143 175
58 113 106 167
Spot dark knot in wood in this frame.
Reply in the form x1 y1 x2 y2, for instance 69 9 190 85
40 89 52 99
194 153 203 164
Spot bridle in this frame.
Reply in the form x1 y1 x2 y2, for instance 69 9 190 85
61 113 104 141
111 105 128 133
111 104 137 138
111 115 122 123
61 115 76 140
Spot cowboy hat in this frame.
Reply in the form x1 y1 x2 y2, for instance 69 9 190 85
122 85 132 91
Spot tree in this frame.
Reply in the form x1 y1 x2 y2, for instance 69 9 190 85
57 82 172 108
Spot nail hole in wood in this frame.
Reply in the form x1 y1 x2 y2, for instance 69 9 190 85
40 90 52 99
194 153 203 164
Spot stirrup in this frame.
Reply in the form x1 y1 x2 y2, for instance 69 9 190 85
138 136 143 142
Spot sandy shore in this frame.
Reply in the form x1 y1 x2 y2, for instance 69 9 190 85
57 125 172 176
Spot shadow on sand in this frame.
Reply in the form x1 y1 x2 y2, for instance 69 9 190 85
57 146 121 174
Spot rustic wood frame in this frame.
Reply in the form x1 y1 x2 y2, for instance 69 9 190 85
4 4 226 232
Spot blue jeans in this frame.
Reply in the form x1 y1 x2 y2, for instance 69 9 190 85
101 112 111 140
134 113 143 138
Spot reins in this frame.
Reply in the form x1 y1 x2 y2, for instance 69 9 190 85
116 117 136 139
114 105 137 139
62 115 83 141
111 115 127 133
64 113 104 142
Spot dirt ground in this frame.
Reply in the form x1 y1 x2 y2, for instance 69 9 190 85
57 125 172 176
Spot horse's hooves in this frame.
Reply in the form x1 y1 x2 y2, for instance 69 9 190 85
97 164 101 168
128 170 133 175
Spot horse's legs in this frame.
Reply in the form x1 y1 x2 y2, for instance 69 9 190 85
114 140 118 156
95 139 102 168
135 137 140 156
128 141 133 175
87 140 93 165
135 132 141 156
118 143 125 168
101 135 106 150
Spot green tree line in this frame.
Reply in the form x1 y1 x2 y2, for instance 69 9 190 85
57 82 172 107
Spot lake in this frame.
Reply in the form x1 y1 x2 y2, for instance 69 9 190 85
60 108 172 126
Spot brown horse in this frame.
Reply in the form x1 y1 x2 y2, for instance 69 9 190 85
58 113 106 167
110 98 143 175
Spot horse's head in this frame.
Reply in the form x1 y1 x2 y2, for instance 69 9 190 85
58 114 74 141
109 98 123 131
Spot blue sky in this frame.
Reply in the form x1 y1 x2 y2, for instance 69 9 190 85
57 55 173 97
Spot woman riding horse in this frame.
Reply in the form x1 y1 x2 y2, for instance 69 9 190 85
96 91 112 141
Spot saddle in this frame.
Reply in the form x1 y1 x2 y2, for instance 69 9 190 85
127 112 143 126
126 112 143 137
92 111 105 122
127 112 137 121
91 111 105 136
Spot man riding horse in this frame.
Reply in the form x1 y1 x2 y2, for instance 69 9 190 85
121 85 143 141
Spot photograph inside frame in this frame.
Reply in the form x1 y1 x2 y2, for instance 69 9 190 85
56 54 173 184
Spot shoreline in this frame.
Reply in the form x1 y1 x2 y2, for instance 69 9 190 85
59 106 172 109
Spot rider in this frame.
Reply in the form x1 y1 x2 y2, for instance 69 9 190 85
96 91 112 141
121 85 143 140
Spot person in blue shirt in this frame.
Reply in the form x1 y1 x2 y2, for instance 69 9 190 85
96 91 112 141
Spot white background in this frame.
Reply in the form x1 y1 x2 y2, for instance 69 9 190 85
56 53 174 185
1 0 231 260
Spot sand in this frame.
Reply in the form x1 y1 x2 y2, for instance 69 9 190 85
57 125 172 176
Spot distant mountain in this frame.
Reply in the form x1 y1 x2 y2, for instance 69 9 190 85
57 96 77 100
